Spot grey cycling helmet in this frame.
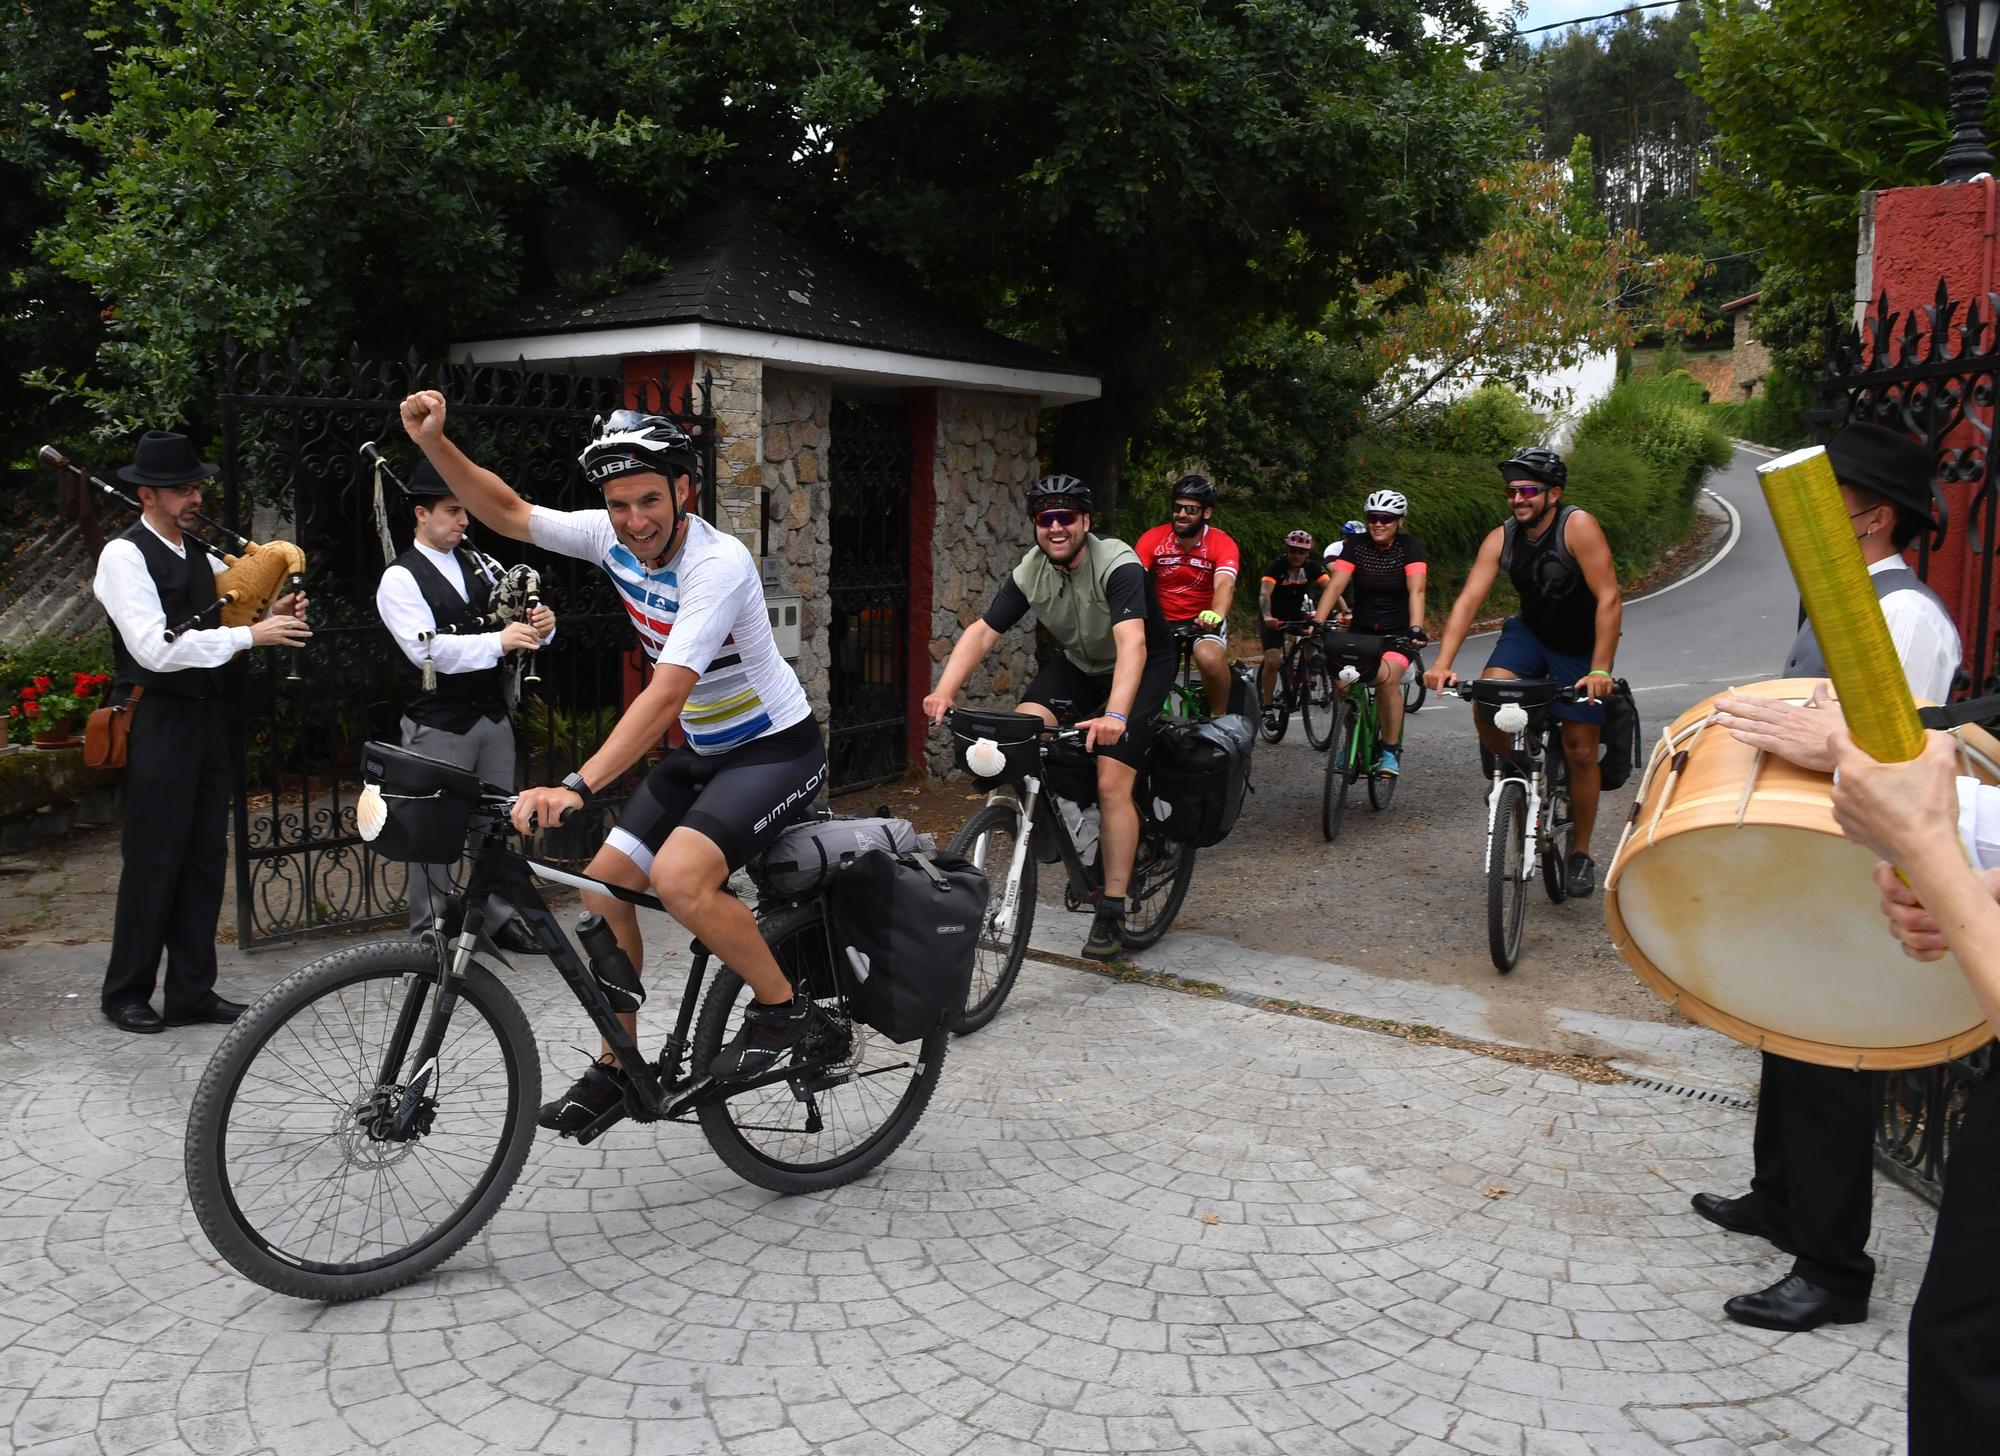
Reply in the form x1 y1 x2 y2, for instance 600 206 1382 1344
1499 445 1567 490
580 410 701 486
1172 473 1218 506
1028 473 1093 511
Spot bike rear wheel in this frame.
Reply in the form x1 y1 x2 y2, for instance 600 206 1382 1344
1541 749 1575 904
1258 676 1290 742
948 800 1036 1033
1300 648 1335 750
1321 699 1360 842
184 940 539 1300
1123 825 1197 949
694 902 947 1194
1368 705 1398 811
1487 781 1529 972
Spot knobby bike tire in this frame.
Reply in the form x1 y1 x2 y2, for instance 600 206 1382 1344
948 801 1036 1034
1403 653 1427 714
184 940 539 1301
1301 648 1335 751
1322 699 1360 843
1368 697 1398 812
1541 748 1575 905
1487 781 1530 972
693 902 947 1194
1122 827 1197 950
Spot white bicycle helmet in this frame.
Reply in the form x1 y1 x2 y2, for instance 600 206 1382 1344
578 410 700 487
1364 489 1408 517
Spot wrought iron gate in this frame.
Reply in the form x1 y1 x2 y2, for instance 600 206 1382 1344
219 344 712 948
1815 283 1998 1200
825 399 910 789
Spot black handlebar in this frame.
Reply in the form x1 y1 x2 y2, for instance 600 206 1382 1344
1448 678 1584 708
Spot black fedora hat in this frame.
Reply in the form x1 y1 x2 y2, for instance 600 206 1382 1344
1827 422 1937 520
116 430 219 488
404 457 452 499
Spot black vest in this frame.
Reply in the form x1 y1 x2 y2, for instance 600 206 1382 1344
1501 504 1594 656
392 547 507 733
107 522 225 697
1784 562 1954 678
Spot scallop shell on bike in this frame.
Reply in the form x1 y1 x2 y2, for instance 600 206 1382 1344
355 740 485 862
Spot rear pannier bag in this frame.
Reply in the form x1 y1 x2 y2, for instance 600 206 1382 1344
1598 678 1641 792
356 740 484 863
754 813 936 898
1147 713 1254 847
825 849 988 1042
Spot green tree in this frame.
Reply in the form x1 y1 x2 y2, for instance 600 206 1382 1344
1692 0 1979 296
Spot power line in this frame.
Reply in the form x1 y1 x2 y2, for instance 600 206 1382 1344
1515 0 1689 38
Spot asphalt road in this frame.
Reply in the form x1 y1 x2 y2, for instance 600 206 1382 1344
1137 446 1802 1047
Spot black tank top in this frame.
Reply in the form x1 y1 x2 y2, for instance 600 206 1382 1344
1501 505 1594 656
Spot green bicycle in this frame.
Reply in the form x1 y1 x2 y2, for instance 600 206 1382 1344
1320 629 1422 842
1162 622 1209 720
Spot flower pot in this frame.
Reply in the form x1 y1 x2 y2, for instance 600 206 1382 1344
31 718 79 750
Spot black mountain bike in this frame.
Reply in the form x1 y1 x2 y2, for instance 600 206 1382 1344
943 708 1198 1031
184 748 947 1300
1259 620 1335 749
1451 678 1582 972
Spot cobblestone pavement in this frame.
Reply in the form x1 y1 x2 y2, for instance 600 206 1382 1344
0 935 1929 1455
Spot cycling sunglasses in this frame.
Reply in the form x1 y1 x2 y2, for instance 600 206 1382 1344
1365 512 1401 524
1502 483 1546 499
1034 508 1081 529
1170 501 1206 516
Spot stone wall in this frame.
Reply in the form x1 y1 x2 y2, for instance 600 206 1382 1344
927 388 1039 776
1731 311 1774 399
1679 349 1735 405
761 369 834 714
695 351 765 554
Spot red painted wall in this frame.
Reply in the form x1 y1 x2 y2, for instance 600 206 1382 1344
904 389 940 768
1864 181 2000 683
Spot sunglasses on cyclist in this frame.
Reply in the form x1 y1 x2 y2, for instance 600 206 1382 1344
1035 508 1080 529
1366 512 1400 524
1502 483 1545 500
1170 502 1205 516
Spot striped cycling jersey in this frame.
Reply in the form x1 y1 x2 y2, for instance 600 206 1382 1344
528 506 811 752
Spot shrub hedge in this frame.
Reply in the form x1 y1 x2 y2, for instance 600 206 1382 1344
1125 374 1733 623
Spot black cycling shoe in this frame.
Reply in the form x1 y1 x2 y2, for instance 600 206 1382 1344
1082 907 1127 960
537 1059 627 1134
708 997 828 1082
1566 852 1597 897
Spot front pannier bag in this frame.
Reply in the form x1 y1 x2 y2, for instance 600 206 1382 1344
1148 714 1254 847
355 741 485 863
825 849 988 1042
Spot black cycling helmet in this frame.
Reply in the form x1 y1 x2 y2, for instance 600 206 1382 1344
1172 473 1218 506
578 410 701 487
1498 446 1567 490
1028 473 1093 512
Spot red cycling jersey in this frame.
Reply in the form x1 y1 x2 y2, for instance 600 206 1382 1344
1135 522 1241 621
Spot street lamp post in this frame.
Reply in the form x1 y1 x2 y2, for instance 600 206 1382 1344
1939 1 2000 182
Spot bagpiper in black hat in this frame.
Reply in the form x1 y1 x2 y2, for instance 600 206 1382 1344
116 430 219 489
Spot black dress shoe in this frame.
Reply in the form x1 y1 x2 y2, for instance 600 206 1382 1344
1690 1191 1795 1255
104 1001 165 1034
1723 1273 1868 1332
164 995 247 1027
491 919 542 955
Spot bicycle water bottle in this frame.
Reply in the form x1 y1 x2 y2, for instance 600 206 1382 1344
1057 798 1101 863
576 912 646 1014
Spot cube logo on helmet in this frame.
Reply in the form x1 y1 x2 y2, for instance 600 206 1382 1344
579 411 702 563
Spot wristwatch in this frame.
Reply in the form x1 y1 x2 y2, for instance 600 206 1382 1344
560 771 589 799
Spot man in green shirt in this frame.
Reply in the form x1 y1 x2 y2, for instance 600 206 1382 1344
923 475 1176 957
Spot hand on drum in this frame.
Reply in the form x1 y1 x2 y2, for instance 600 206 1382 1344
1826 728 1961 867
1715 682 1842 773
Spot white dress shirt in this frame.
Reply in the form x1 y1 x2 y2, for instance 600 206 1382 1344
1876 556 1962 704
92 519 252 672
375 542 508 673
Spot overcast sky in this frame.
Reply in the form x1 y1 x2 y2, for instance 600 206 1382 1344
1500 0 1662 41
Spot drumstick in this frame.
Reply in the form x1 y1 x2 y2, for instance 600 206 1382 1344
1756 446 1924 763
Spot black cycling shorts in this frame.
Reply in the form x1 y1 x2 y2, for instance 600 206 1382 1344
604 716 827 875
1019 652 1174 769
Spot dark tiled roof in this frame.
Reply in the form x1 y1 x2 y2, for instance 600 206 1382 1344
468 197 1093 378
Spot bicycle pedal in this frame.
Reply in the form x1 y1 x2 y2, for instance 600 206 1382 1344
568 1102 629 1146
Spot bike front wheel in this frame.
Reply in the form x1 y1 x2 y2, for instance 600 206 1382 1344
184 940 539 1300
949 800 1036 1033
1487 782 1530 972
1322 699 1360 842
1300 649 1335 751
1541 751 1575 903
1402 653 1427 714
1259 685 1290 743
694 903 948 1194
1123 825 1197 949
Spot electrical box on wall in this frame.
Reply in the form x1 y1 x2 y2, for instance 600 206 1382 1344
766 593 802 661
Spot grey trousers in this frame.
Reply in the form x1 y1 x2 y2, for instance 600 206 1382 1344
400 713 516 931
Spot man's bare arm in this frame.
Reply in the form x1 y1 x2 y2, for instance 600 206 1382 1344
400 390 535 542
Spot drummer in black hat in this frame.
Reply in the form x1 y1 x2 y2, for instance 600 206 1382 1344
1691 419 1962 1332
374 455 552 944
92 430 311 1034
